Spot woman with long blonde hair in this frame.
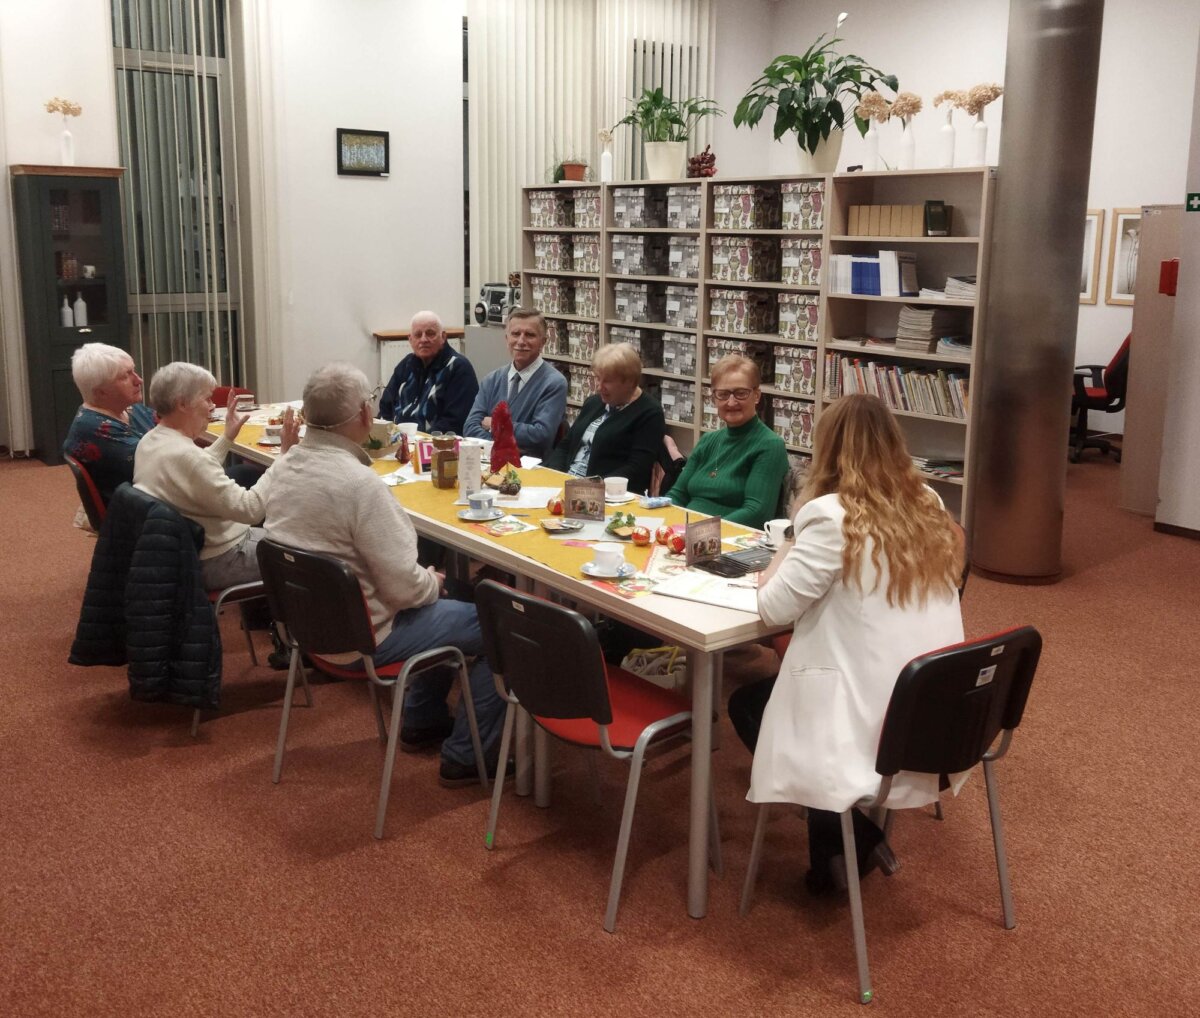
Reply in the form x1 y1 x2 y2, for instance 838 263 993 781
730 394 965 894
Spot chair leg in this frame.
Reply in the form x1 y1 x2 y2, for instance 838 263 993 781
242 615 259 666
296 656 313 708
708 785 724 878
453 658 489 790
934 799 944 821
272 649 301 783
739 803 770 917
983 758 1016 930
367 683 387 743
190 708 201 737
373 676 408 840
603 737 651 934
839 809 874 1005
485 702 517 849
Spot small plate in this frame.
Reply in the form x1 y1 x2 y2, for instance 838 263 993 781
256 435 281 446
458 508 505 522
581 561 637 580
540 518 585 533
605 492 637 505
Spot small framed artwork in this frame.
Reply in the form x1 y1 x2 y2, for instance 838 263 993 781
1105 207 1141 306
336 128 389 177
1080 209 1103 305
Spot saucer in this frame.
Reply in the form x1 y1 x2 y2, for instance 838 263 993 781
257 435 282 446
458 508 504 522
581 561 637 580
604 492 637 505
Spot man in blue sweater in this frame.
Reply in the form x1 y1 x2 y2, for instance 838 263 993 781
379 310 479 434
464 308 567 460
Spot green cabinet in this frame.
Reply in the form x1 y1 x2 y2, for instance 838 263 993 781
10 166 128 465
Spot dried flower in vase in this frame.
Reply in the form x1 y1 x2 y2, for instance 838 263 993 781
963 83 1004 117
856 91 892 124
45 97 83 117
597 128 613 145
933 89 966 109
890 92 923 122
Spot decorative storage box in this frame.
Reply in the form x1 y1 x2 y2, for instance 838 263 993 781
533 233 572 272
777 293 820 343
531 275 574 315
781 180 825 231
567 321 599 362
711 183 780 229
667 236 700 279
568 365 595 404
664 284 699 329
772 396 815 450
612 186 666 227
611 234 668 276
662 332 698 375
666 185 703 228
781 238 822 286
573 188 601 228
705 337 772 380
613 281 664 323
610 325 663 368
659 379 696 425
573 278 600 319
710 236 780 282
773 345 818 396
572 235 601 274
709 287 776 335
544 318 567 356
528 189 571 227
564 404 581 427
701 385 719 431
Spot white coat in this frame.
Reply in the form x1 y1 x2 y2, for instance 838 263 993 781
750 492 965 813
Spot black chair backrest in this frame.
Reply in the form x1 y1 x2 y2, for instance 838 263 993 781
66 454 107 530
475 579 613 725
256 538 376 658
875 626 1041 778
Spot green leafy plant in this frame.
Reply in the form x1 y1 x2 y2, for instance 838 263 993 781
613 86 723 143
733 35 898 154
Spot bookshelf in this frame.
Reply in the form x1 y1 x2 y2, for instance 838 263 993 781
518 168 994 518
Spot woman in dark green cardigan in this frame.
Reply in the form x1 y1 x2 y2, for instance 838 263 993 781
544 343 664 494
667 354 789 529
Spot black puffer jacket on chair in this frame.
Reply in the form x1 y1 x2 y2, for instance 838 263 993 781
70 483 222 710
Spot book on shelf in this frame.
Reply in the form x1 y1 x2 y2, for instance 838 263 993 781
911 456 965 478
937 335 973 359
824 352 969 419
944 275 977 299
918 286 945 299
896 305 962 353
830 251 919 298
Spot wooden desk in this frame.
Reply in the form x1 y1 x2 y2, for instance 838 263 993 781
208 415 777 919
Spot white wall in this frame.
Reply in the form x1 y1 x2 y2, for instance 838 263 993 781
708 0 776 176
246 1 464 400
0 0 120 451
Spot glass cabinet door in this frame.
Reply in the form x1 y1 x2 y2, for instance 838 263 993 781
47 184 114 330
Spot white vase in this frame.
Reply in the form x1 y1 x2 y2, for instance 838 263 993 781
642 141 686 181
60 123 75 166
898 118 915 170
599 146 614 183
797 127 843 174
938 109 956 168
968 112 988 166
864 124 880 171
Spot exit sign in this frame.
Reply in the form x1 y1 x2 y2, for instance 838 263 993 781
1188 192 1200 212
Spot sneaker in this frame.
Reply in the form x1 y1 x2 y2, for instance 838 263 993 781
400 717 454 754
438 757 515 789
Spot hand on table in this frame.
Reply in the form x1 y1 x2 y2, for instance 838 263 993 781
280 407 301 453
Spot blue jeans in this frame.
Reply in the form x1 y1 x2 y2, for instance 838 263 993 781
374 599 503 767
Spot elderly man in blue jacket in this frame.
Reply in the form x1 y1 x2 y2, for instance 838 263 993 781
379 310 479 434
463 308 567 460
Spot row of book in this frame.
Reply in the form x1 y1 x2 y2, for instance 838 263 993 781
828 251 919 297
918 275 978 301
911 456 965 479
834 334 973 362
825 354 969 420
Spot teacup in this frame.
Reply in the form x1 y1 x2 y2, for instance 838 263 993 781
604 476 629 499
263 423 283 441
591 541 626 573
467 490 496 517
234 393 255 411
396 422 418 439
765 518 792 548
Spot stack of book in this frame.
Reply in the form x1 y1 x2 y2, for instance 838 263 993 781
936 335 973 360
911 456 965 479
824 353 969 419
896 305 960 353
828 251 918 297
944 275 977 299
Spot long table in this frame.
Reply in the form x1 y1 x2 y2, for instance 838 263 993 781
210 418 779 918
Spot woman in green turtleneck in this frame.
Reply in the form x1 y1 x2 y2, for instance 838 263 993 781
667 354 790 529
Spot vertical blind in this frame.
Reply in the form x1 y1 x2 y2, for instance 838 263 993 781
111 0 246 385
467 0 712 291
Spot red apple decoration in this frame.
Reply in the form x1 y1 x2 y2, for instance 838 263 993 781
631 525 652 546
668 533 686 555
546 495 564 515
655 525 673 545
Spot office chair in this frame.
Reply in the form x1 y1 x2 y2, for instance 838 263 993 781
1070 334 1130 462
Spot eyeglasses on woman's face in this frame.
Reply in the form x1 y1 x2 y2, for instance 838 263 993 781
712 387 756 404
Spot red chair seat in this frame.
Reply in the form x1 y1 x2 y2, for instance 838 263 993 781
535 666 690 751
309 655 403 681
1084 386 1106 400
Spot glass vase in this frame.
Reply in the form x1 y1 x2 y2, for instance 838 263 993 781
968 112 988 166
898 118 915 171
60 120 75 166
938 109 955 168
864 124 880 171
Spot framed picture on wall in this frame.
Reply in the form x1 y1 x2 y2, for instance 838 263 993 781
1080 209 1103 305
336 128 390 177
1105 208 1141 306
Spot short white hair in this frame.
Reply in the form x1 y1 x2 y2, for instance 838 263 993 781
71 343 133 402
303 362 371 428
410 309 444 332
147 362 216 416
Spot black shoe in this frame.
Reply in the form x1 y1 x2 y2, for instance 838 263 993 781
400 717 454 754
267 647 292 671
804 865 837 896
438 756 515 789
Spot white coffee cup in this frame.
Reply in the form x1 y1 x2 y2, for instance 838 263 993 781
467 490 495 517
396 422 418 438
234 393 255 410
264 423 283 441
591 541 625 572
604 476 629 499
765 518 792 548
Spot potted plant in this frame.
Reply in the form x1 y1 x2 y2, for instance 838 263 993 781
613 86 723 181
553 158 588 182
733 34 897 173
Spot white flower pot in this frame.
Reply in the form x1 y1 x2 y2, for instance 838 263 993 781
796 128 843 174
643 141 686 181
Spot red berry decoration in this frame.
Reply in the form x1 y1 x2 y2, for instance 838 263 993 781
686 145 716 178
